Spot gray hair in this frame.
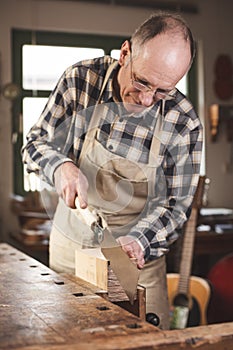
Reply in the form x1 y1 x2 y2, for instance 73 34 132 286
131 12 195 64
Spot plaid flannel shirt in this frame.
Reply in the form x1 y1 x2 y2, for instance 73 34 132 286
22 55 203 261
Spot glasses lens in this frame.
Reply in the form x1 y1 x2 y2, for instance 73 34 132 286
133 80 148 92
156 91 167 99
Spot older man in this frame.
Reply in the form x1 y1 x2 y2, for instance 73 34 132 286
22 12 203 329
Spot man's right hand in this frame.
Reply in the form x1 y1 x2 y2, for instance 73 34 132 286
54 162 89 209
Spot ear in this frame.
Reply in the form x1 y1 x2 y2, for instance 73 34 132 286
119 40 131 66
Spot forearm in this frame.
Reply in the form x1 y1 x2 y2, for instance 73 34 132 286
22 136 73 186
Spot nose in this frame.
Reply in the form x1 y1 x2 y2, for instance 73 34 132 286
138 91 154 107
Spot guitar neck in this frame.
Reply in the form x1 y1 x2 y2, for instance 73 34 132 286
178 208 198 295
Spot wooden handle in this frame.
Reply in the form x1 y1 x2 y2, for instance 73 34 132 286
74 197 98 227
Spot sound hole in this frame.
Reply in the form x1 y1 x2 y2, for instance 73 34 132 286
173 293 189 307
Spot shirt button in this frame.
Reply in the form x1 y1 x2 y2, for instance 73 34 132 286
108 145 113 150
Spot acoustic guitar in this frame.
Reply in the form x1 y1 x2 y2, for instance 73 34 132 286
167 177 211 329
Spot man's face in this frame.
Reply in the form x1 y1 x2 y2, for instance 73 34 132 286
117 34 191 113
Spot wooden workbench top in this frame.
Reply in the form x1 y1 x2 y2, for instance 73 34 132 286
0 243 232 350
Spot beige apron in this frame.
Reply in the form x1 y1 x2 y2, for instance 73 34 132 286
77 104 162 238
49 62 170 329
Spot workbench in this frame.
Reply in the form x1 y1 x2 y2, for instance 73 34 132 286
0 243 233 350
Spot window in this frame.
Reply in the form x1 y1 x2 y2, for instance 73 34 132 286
12 29 196 195
22 45 105 91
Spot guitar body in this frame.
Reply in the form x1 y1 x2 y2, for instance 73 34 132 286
167 273 211 327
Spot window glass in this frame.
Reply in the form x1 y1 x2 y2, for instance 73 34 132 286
23 97 48 143
110 49 120 59
22 45 104 90
176 75 187 95
23 97 48 191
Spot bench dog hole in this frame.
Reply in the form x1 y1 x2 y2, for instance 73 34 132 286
96 306 110 311
73 292 84 297
54 281 65 285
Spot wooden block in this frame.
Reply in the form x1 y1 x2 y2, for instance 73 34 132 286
75 248 129 300
75 248 109 291
75 248 146 319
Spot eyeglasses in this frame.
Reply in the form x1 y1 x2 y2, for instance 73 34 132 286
130 59 175 100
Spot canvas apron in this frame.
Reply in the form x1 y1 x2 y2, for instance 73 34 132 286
49 62 170 329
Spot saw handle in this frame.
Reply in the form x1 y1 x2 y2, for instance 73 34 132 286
74 197 99 227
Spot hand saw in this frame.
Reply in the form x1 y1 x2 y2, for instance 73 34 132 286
75 198 140 304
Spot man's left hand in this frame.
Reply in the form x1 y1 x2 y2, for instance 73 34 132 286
117 236 145 269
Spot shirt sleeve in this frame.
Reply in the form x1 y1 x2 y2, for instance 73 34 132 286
22 69 82 186
128 120 203 261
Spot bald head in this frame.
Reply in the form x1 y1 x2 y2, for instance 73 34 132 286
131 12 195 66
142 32 192 83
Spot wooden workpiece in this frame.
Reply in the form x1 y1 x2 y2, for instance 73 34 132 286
75 248 146 319
0 243 233 349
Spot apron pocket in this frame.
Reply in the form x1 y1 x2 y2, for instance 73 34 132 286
84 154 149 215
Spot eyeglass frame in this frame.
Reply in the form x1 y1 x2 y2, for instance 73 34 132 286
129 55 176 100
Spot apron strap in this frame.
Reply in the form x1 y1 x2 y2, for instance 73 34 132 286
99 61 119 102
79 61 118 161
89 61 118 129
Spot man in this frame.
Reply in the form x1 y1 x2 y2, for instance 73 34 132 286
22 12 203 329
